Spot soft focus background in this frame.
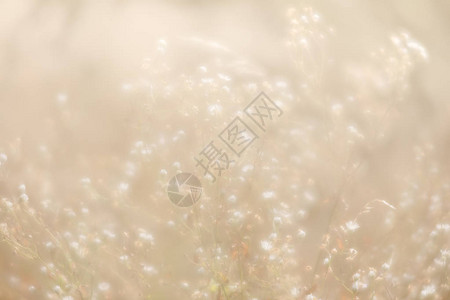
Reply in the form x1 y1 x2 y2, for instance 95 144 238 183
0 1 449 299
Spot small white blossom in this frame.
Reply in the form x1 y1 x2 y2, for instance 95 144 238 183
382 262 391 271
19 193 29 203
262 191 275 199
98 282 110 292
345 220 360 232
297 229 306 239
290 287 300 297
261 240 273 251
420 284 435 298
142 264 158 275
0 153 7 163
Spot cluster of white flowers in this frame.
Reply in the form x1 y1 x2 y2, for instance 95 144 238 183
0 1 447 299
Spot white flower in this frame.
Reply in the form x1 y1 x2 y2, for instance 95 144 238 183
352 280 367 292
138 229 155 244
56 93 68 104
70 241 79 250
345 220 360 232
19 193 29 202
260 240 273 251
119 255 129 262
0 153 7 166
273 216 282 226
53 285 63 294
217 73 231 81
227 194 237 203
98 282 110 291
80 177 91 185
242 164 254 172
118 182 129 192
382 262 391 271
142 264 158 275
420 284 435 298
18 184 26 193
262 191 275 199
305 294 318 300
102 229 116 239
207 104 223 116
297 229 306 239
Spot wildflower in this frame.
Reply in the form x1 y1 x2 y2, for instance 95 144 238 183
157 39 167 53
80 177 91 185
297 229 306 239
347 248 358 260
229 210 245 224
352 280 368 292
142 264 158 275
227 194 237 203
382 262 391 271
305 294 318 300
436 223 450 232
297 209 307 219
261 240 273 251
118 182 129 192
138 229 155 244
262 190 275 199
102 229 116 239
345 220 360 232
18 184 26 193
217 73 231 81
242 164 254 172
53 285 63 294
3 199 13 208
420 284 436 298
19 193 29 203
331 103 343 115
207 104 222 116
98 282 110 292
347 125 364 139
0 153 7 166
172 161 181 169
121 83 133 92
56 93 68 104
119 255 129 262
291 287 300 297
273 216 282 226
70 241 80 250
